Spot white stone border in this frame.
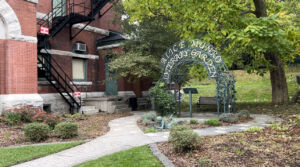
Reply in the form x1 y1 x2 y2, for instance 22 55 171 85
40 49 99 59
0 0 37 43
97 43 122 50
71 81 93 86
25 0 38 4
118 91 135 97
0 94 43 114
72 24 109 36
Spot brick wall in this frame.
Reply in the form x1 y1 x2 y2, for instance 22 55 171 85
7 0 37 37
1 39 38 94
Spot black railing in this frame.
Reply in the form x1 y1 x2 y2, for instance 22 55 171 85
37 0 111 113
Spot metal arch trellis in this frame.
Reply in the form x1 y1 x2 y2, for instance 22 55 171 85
160 39 236 114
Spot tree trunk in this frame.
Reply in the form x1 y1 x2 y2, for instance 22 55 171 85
253 0 289 104
265 53 289 104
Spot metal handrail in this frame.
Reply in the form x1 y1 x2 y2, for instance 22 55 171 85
42 49 80 93
39 51 81 107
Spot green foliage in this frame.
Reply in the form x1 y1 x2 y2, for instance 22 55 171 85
204 119 221 126
123 0 299 69
219 113 238 123
123 0 300 101
141 111 157 125
144 127 158 133
54 122 78 139
0 142 83 167
150 82 176 116
32 112 60 129
75 145 163 167
189 65 208 82
237 110 251 119
296 115 300 126
4 112 21 126
246 126 262 133
109 2 180 81
189 119 198 125
2 106 60 128
24 123 50 142
168 125 201 153
141 112 157 122
198 158 212 167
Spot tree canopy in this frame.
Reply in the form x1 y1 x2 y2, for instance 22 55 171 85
109 3 179 81
123 0 300 104
123 0 299 73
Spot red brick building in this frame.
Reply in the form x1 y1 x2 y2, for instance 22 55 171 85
0 0 152 114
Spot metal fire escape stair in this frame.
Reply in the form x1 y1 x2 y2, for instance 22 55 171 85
37 0 111 113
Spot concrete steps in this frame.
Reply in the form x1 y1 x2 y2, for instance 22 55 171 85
80 96 132 114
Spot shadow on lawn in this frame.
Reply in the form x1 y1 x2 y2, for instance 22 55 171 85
179 101 300 115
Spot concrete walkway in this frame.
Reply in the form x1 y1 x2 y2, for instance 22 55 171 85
14 113 279 167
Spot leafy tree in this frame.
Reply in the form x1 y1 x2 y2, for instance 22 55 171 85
109 2 180 82
123 0 300 104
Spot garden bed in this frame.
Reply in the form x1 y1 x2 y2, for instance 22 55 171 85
137 116 253 133
0 112 132 147
157 115 300 167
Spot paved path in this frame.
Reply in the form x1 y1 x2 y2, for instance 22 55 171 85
14 113 279 167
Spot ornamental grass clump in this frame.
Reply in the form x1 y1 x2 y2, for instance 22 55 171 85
204 119 220 126
24 123 50 142
55 122 78 139
237 110 251 119
141 111 157 125
219 113 238 123
190 119 198 125
168 125 201 153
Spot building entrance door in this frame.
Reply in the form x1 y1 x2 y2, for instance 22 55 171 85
105 56 118 96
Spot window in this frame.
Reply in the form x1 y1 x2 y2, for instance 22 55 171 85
72 58 87 81
52 0 66 16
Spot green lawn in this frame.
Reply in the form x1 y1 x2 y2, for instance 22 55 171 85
184 66 299 103
76 145 163 167
180 65 300 112
0 141 84 167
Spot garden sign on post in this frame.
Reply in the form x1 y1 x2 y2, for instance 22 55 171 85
160 39 236 114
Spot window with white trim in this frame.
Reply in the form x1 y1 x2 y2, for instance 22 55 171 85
72 58 87 81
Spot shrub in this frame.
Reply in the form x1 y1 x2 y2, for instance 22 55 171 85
141 111 157 121
55 122 78 139
141 112 157 126
32 111 60 129
168 125 201 152
219 113 238 123
142 118 152 126
237 110 251 119
246 126 262 133
204 119 220 126
65 113 83 119
24 123 50 142
144 127 158 133
18 105 42 122
149 82 176 116
296 115 300 126
198 158 212 167
4 111 21 125
44 114 60 129
190 119 198 124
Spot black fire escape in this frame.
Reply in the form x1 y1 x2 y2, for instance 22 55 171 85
37 0 110 113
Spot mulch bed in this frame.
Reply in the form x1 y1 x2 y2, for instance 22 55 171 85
157 115 300 167
0 112 132 147
137 117 253 133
